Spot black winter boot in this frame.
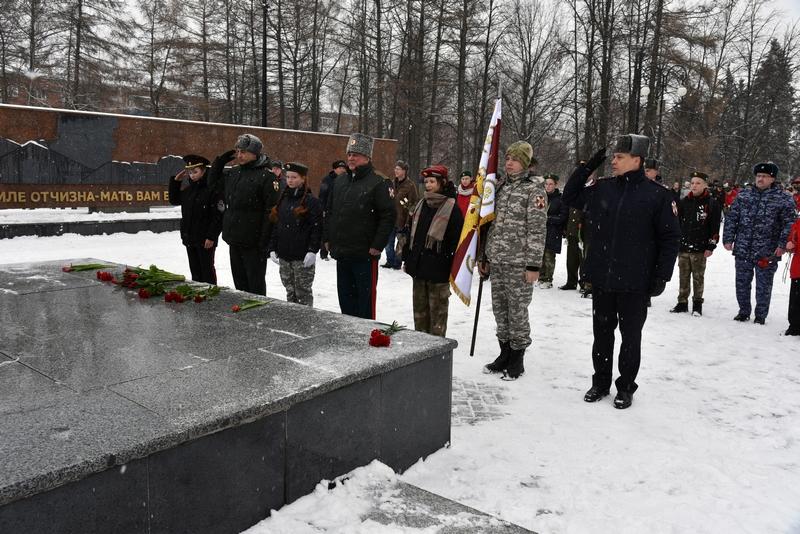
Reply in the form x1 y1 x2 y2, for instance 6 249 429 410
501 348 525 381
483 341 511 374
670 302 689 313
692 300 703 316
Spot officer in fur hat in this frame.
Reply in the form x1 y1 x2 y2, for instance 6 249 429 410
323 133 395 319
723 161 796 324
562 134 680 409
169 154 223 284
208 133 280 295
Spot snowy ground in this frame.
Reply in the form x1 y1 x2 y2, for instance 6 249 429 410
2 223 799 533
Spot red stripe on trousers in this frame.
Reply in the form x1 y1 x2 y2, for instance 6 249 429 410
371 257 378 320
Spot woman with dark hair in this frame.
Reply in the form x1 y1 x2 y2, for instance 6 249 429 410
402 165 464 336
268 162 323 306
168 154 224 284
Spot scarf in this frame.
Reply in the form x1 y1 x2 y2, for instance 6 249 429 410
410 192 456 252
457 184 474 197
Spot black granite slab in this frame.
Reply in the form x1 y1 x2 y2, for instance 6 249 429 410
0 218 180 239
0 259 456 532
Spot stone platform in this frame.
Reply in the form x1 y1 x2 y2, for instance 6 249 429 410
0 218 180 239
0 259 455 533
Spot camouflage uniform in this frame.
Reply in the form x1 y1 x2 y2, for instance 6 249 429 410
485 170 548 350
412 279 451 336
677 253 707 304
279 259 315 306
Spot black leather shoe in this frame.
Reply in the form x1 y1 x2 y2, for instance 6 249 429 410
614 391 633 409
584 386 610 402
670 302 689 313
754 317 765 325
733 314 750 322
559 284 577 290
784 326 800 336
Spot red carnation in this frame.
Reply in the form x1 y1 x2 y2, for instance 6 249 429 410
194 295 204 303
62 266 73 272
369 329 391 347
138 288 151 299
164 292 174 302
231 304 241 312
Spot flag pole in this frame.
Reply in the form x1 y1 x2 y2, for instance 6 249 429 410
469 80 502 357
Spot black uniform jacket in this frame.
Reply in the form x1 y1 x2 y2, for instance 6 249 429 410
562 165 680 293
269 186 323 261
678 190 722 253
168 174 223 247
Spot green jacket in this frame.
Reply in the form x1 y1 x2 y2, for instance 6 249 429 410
209 154 280 251
324 163 396 260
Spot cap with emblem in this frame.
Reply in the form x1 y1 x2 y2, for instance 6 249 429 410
182 154 210 169
690 171 709 182
284 162 308 175
613 134 650 158
271 159 284 169
234 134 262 155
460 170 472 178
543 173 560 182
346 133 374 158
752 162 779 178
332 160 347 170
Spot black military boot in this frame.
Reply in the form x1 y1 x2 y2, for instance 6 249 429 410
733 313 750 322
670 302 689 313
501 348 525 381
483 341 511 374
613 390 633 409
584 385 610 402
692 300 703 316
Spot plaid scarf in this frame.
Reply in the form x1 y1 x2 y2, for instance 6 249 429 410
410 192 455 253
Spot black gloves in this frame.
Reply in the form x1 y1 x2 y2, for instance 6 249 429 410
219 149 236 162
649 278 666 297
583 148 607 174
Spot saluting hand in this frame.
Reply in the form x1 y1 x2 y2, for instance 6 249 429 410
584 148 607 174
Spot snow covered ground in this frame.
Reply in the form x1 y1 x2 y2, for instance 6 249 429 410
2 226 799 533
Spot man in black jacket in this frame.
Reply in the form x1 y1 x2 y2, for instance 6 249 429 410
208 133 280 296
670 171 722 316
323 133 395 319
562 134 680 409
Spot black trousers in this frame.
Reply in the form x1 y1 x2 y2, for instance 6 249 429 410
229 244 267 295
565 235 582 287
336 258 378 319
789 278 800 329
591 288 649 393
186 245 217 284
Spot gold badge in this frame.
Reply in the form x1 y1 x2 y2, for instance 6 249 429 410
274 181 280 191
350 139 356 145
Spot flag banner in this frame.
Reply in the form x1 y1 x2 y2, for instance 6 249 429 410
449 98 502 305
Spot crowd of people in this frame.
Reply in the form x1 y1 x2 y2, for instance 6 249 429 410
168 130 800 410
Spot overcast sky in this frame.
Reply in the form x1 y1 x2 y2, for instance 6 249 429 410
774 0 800 20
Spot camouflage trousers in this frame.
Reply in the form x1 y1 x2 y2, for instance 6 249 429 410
412 279 451 336
539 249 557 283
490 263 533 350
279 259 315 306
735 256 778 319
677 252 707 303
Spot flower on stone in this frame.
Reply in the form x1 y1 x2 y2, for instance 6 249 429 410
231 304 241 313
231 299 267 313
96 271 114 282
138 288 152 299
368 321 406 347
61 263 113 273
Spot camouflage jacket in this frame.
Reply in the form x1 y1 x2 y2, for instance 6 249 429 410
485 170 548 268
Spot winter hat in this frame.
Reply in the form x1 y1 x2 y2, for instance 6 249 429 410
753 162 779 178
182 154 210 169
690 171 709 182
346 132 374 158
234 134 263 155
644 158 660 170
395 160 409 171
421 165 449 181
505 141 534 169
460 170 473 178
543 173 560 182
332 160 347 170
613 134 650 158
271 159 284 169
284 162 308 176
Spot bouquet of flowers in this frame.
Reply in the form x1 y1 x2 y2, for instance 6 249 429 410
369 321 406 347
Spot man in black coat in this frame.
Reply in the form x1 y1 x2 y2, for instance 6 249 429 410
168 155 224 284
669 171 722 316
323 133 395 319
318 160 348 260
562 134 680 409
539 173 568 289
208 133 280 296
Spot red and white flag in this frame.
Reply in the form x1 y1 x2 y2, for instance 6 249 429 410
449 98 502 305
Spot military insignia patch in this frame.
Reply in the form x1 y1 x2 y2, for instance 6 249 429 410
274 181 280 191
534 195 546 209
584 177 596 187
350 139 356 145
216 200 225 212
671 200 678 216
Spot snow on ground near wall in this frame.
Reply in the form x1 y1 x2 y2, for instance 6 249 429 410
0 207 181 224
1 230 799 533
